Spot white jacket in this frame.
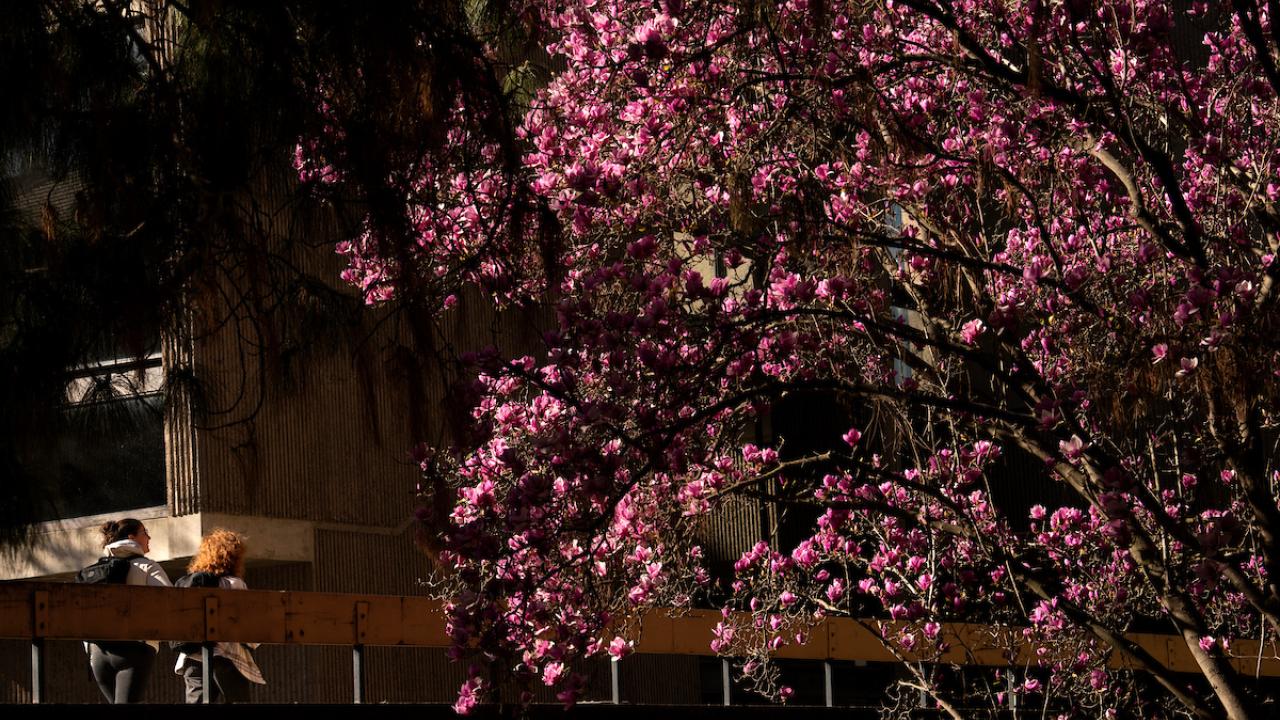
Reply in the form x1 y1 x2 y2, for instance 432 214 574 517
104 539 172 588
86 539 172 652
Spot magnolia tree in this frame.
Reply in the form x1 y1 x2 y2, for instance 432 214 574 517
300 1 1280 717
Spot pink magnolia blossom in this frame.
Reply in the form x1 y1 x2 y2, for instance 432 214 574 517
960 319 986 345
302 1 1280 715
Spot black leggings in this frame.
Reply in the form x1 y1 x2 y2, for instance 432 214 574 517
88 641 156 704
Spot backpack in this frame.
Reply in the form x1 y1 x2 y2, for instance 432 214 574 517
75 556 133 584
174 571 224 589
170 572 225 655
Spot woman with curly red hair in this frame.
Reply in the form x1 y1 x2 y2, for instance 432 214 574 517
174 529 265 703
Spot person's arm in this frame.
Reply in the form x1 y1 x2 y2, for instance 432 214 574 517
126 559 171 650
131 558 172 587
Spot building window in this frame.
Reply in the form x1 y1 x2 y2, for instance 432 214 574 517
29 352 166 522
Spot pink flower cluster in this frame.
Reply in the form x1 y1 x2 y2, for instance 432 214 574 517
303 1 1280 715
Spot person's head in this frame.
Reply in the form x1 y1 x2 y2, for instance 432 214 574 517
100 518 149 553
188 529 247 577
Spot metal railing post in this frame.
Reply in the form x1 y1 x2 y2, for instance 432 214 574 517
30 639 44 704
353 601 369 704
31 590 48 704
610 656 620 704
201 643 213 704
203 596 219 704
721 658 731 706
352 645 365 704
824 660 834 707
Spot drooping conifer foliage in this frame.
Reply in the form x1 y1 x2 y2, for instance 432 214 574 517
301 1 1280 717
0 1 516 540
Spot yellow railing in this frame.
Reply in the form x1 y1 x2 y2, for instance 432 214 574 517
3 581 1278 704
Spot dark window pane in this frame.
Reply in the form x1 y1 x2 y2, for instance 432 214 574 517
30 394 165 522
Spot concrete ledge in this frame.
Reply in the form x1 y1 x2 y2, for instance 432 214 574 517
0 512 317 580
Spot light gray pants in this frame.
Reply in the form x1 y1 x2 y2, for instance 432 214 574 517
180 656 250 704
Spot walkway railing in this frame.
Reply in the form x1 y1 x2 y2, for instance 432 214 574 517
3 581 1279 704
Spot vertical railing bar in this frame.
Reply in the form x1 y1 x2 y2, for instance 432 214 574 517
824 660 834 707
610 657 620 704
353 644 365 704
30 638 44 704
31 590 48 704
721 658 731 706
353 601 369 704
202 596 219 705
201 643 213 704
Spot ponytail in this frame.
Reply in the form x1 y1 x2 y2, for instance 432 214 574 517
99 518 144 547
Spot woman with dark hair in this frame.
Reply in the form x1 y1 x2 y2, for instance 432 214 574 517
84 518 171 703
174 529 265 703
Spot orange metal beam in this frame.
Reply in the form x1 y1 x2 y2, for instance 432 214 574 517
2 582 1277 677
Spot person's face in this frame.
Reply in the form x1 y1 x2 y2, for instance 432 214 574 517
129 525 152 554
